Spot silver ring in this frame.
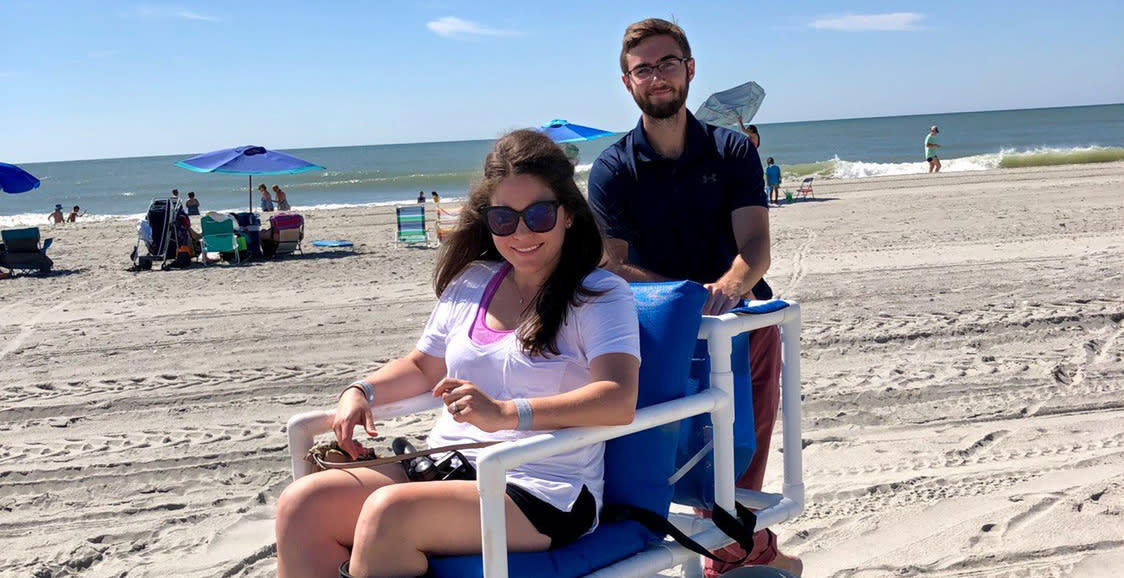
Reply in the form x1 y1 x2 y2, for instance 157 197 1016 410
450 401 459 414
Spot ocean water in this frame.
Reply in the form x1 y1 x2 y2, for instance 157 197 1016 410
3 103 1121 227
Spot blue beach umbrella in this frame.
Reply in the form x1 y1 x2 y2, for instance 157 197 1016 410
174 145 325 213
538 119 615 144
0 162 41 194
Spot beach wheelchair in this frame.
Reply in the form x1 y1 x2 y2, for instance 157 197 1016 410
286 281 805 577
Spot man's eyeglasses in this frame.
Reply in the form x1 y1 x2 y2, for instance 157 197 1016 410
481 200 561 237
628 56 690 82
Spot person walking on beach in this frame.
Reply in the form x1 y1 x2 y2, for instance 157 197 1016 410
416 190 426 204
765 157 782 205
259 184 275 212
275 130 641 577
273 185 291 211
430 191 440 204
925 125 942 173
48 204 65 224
588 18 802 577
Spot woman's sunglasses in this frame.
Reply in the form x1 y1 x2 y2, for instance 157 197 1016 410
481 200 561 237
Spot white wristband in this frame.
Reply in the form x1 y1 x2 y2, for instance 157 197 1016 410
343 379 375 404
513 398 533 431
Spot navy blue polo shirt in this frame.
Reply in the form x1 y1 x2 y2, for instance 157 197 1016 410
588 112 772 299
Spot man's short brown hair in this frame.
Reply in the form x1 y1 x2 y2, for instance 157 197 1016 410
619 18 692 74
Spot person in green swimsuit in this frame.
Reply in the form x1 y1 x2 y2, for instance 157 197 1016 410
925 125 941 173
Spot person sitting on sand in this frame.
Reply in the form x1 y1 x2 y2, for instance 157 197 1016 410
275 129 641 578
66 205 85 223
259 184 275 212
48 204 65 224
273 185 291 211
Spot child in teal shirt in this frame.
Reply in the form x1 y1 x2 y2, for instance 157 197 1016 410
765 157 782 205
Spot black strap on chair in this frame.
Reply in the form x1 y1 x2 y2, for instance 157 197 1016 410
601 502 758 565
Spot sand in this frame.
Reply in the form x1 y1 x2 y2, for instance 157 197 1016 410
1 162 1121 577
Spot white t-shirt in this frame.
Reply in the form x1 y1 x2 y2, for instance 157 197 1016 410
418 261 641 515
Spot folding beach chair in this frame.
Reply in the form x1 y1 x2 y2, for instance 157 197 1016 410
396 205 430 247
264 213 305 258
286 282 806 577
0 227 53 275
435 206 461 244
200 213 244 266
796 177 814 201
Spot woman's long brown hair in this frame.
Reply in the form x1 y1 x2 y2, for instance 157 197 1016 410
434 130 605 357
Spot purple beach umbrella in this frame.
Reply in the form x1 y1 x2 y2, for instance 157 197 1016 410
175 145 324 213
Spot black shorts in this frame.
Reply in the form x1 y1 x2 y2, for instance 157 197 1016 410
506 483 596 548
927 156 936 162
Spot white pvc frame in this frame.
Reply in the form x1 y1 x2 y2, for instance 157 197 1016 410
286 303 804 578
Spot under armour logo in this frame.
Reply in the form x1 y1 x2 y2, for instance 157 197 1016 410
702 173 718 184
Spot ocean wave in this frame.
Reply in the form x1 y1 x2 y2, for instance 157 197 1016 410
0 213 143 228
782 146 1124 180
998 146 1124 168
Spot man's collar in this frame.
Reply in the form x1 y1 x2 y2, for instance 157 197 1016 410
631 110 708 163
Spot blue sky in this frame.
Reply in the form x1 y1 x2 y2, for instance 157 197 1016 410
2 1 1121 163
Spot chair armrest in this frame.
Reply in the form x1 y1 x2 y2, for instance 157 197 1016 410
287 393 443 480
475 389 727 578
42 238 53 253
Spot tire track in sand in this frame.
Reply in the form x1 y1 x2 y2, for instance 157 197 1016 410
785 228 816 296
0 282 110 363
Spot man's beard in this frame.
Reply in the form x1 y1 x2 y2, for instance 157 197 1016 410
633 83 689 119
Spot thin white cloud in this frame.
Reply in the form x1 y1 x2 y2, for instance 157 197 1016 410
177 10 218 22
132 5 218 22
811 12 924 32
426 16 521 38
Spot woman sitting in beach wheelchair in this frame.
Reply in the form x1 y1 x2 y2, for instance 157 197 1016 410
278 130 805 578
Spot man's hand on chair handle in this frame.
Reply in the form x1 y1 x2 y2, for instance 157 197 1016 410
703 277 744 315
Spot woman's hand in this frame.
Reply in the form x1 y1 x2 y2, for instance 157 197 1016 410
332 387 377 460
433 378 516 433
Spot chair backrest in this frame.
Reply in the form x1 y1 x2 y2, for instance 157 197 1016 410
436 207 461 242
396 205 428 244
604 282 709 517
2 227 42 253
799 177 813 188
200 215 238 252
270 213 304 233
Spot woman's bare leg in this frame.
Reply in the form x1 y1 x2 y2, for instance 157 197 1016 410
276 464 409 578
349 481 552 577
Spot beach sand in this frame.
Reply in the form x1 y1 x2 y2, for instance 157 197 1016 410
1 163 1122 577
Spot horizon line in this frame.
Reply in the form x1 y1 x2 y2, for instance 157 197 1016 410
12 101 1122 166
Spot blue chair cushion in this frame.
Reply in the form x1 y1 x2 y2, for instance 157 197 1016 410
429 281 709 577
672 299 789 509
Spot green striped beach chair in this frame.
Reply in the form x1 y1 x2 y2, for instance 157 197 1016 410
396 205 430 247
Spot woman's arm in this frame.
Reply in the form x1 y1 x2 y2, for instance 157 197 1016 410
519 352 638 428
335 348 446 457
434 352 639 432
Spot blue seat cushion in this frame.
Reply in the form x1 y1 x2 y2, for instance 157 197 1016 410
430 281 708 577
